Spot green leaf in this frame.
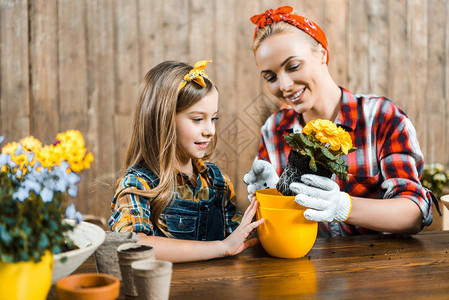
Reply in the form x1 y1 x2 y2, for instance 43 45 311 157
0 224 12 244
53 245 61 255
39 233 49 249
1 253 13 263
347 147 357 154
303 148 317 172
319 145 339 161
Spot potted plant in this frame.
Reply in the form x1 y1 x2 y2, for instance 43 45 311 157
0 130 94 300
421 163 449 199
256 119 356 258
276 119 357 196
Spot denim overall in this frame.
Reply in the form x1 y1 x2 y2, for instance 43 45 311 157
127 163 227 241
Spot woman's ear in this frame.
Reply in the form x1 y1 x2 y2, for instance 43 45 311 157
320 47 327 64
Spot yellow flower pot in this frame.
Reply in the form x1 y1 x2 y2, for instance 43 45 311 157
0 250 53 300
256 188 318 258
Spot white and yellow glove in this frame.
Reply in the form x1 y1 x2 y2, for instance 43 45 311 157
243 160 279 202
290 174 352 222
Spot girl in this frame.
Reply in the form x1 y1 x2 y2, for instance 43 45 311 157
244 6 439 237
109 60 264 262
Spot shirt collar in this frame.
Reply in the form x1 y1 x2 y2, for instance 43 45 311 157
192 159 208 174
175 159 208 181
335 87 358 132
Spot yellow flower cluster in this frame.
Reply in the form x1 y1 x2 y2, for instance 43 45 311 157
2 130 94 173
2 136 42 170
302 119 353 154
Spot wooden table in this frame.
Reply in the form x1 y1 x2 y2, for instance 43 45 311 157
47 231 449 299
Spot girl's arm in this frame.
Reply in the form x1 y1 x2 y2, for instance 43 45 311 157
347 196 422 234
137 200 264 263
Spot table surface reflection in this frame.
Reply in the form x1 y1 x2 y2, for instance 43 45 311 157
47 231 449 299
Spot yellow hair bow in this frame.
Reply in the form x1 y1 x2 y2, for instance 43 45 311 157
179 60 212 91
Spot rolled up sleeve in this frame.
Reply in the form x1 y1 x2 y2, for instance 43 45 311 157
108 175 154 235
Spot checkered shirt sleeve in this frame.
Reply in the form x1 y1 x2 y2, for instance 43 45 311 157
222 173 242 234
108 174 154 235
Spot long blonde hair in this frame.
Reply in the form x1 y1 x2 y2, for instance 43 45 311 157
116 61 216 234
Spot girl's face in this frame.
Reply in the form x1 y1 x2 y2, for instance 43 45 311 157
175 88 219 164
254 31 327 114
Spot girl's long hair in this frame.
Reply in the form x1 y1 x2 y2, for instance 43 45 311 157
115 61 216 235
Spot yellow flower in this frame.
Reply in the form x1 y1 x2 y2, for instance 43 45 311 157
2 141 19 155
83 152 94 169
338 130 353 155
2 141 36 171
2 130 94 173
19 136 42 152
302 119 353 154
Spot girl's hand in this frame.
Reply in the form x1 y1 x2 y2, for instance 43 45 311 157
221 200 265 256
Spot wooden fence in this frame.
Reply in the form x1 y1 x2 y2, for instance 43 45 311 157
1 0 448 228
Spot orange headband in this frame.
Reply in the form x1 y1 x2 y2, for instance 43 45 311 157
250 6 329 64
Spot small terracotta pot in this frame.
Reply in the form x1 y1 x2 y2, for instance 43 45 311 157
55 273 120 300
117 243 155 296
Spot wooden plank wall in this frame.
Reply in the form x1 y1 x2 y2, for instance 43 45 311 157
1 0 448 229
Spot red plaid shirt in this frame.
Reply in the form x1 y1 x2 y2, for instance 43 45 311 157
257 87 436 237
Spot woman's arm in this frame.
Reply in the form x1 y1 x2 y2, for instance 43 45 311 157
137 200 264 263
348 196 422 234
290 175 423 235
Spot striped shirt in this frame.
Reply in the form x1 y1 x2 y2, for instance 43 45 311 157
258 87 435 236
109 159 241 237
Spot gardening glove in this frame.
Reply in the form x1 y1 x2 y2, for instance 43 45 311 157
289 174 352 222
243 160 279 202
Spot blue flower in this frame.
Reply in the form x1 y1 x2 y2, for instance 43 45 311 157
14 168 23 178
68 185 78 198
65 202 83 223
51 162 80 198
0 153 11 169
22 177 42 193
27 152 34 162
12 186 30 202
40 187 54 203
12 175 42 201
65 202 76 219
14 144 25 156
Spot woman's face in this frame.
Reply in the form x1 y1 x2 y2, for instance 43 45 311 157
254 31 326 114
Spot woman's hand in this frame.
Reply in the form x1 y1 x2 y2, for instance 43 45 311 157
243 160 279 202
221 200 265 256
290 174 352 222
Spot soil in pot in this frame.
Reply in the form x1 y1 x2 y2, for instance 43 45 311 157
277 149 332 196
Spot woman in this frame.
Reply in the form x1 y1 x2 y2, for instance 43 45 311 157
243 6 439 237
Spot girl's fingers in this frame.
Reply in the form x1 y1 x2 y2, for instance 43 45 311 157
243 237 259 249
242 200 258 223
247 199 257 213
253 217 264 227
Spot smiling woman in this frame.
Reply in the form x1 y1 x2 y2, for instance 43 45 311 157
108 60 264 263
244 6 440 238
